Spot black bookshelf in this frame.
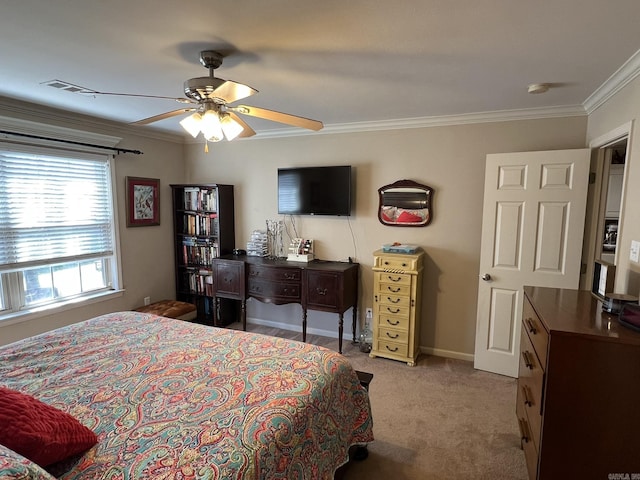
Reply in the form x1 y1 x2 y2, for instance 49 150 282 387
171 184 236 325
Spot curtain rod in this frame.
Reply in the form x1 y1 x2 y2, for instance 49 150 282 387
0 129 143 155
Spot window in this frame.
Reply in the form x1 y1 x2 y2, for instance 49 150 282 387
0 145 120 319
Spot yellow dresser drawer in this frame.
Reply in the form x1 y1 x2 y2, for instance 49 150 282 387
376 281 411 296
375 272 412 285
378 292 410 307
376 339 409 358
377 304 411 319
377 313 410 331
374 254 420 272
378 327 409 344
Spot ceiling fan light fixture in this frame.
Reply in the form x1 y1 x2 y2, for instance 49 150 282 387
180 112 202 138
200 110 223 140
220 113 244 141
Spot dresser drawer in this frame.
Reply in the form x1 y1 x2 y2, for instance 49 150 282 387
378 327 409 344
248 264 302 283
377 304 410 318
376 313 410 331
516 396 539 480
377 339 409 357
522 296 549 370
375 255 419 272
248 279 301 302
378 292 410 307
375 272 412 286
377 281 411 296
518 329 543 451
305 271 339 309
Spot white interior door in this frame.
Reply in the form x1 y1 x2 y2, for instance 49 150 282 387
474 149 590 377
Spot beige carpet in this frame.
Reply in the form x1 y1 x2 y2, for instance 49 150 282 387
233 323 529 480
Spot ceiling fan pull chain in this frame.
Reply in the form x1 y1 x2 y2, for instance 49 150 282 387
204 138 209 153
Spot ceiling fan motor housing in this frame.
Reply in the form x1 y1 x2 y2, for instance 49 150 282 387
184 77 227 102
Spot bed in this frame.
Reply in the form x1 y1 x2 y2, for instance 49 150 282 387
0 311 373 479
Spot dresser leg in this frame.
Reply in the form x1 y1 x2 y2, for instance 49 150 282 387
352 305 358 344
241 300 247 331
338 313 344 354
302 308 307 342
213 297 219 327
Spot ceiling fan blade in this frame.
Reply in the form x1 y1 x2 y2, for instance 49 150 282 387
211 80 258 104
84 90 193 104
130 108 196 126
231 105 323 131
228 112 256 138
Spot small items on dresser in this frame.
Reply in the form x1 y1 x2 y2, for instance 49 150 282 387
601 292 638 314
246 230 268 257
287 238 314 262
369 247 424 366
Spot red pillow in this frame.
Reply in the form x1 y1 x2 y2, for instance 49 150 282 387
396 209 425 223
0 387 97 467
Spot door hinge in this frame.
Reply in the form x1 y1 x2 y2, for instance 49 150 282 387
589 172 596 184
581 262 587 275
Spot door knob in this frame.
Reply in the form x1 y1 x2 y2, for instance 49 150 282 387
481 273 492 281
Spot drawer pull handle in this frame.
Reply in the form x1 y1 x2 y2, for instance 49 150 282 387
316 287 327 296
387 297 401 304
517 418 530 444
386 318 400 326
387 286 401 293
521 351 534 370
521 385 533 407
386 332 399 339
385 345 399 352
386 307 401 314
402 262 407 267
387 276 402 282
284 273 297 280
249 271 260 277
524 317 537 335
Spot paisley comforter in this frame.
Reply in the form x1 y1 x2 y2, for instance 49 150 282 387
0 312 373 479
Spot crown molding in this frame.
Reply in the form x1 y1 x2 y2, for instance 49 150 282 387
3 94 587 144
583 48 640 114
0 96 184 144
250 104 587 139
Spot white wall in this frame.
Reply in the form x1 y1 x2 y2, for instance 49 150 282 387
0 98 186 345
587 75 640 298
185 116 587 358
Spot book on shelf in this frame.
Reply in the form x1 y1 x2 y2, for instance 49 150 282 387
182 187 218 212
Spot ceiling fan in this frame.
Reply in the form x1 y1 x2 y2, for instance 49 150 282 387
87 50 323 142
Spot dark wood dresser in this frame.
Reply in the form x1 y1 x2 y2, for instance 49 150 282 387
518 286 640 479
211 255 359 353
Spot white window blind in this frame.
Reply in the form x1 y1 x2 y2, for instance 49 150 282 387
0 150 114 271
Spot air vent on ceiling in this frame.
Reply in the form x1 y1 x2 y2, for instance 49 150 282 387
41 79 95 95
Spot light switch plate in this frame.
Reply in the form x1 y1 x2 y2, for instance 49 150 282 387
630 240 640 263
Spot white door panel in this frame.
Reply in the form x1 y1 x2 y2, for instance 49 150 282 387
474 149 590 377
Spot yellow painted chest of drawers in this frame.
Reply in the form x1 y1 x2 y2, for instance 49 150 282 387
370 249 424 366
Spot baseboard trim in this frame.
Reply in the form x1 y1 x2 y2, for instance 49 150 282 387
247 316 341 340
248 316 474 362
420 346 474 363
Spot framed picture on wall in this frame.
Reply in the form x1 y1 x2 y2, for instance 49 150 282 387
126 176 160 227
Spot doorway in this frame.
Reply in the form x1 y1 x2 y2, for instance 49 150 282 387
580 123 631 294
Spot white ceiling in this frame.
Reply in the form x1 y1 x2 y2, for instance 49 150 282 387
2 0 640 138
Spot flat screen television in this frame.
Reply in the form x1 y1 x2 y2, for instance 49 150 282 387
278 165 352 216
